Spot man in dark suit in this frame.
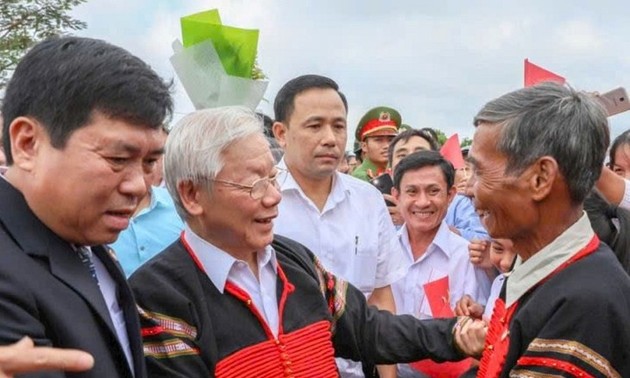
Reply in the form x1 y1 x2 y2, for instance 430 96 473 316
0 36 172 377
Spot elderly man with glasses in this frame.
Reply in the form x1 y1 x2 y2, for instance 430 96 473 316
128 106 486 378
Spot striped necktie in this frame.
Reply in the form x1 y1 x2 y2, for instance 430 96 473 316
78 246 99 284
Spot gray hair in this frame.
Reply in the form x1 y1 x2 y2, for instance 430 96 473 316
164 106 264 218
473 82 610 204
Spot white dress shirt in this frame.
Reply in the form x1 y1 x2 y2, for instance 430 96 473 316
91 252 135 374
275 159 407 297
392 220 480 320
183 225 280 337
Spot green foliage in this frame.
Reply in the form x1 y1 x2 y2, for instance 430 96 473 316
433 128 447 146
0 0 87 90
461 137 473 148
251 56 267 80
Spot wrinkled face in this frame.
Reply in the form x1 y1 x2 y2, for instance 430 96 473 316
194 134 281 255
24 112 164 245
362 133 395 166
469 123 536 239
275 88 347 181
611 142 630 179
393 165 456 235
489 238 515 273
391 136 433 172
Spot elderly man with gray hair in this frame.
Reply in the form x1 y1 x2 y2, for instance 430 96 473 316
128 106 486 377
468 82 630 377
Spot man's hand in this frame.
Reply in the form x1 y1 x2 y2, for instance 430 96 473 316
455 294 484 319
0 337 94 377
453 317 487 358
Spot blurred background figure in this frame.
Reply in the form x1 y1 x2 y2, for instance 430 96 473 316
585 190 630 275
258 112 284 163
608 129 630 179
352 106 401 181
337 151 351 174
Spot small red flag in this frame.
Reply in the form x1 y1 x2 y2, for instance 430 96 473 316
524 59 566 87
440 134 466 170
423 276 454 318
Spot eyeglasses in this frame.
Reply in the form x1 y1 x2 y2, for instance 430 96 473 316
208 168 286 200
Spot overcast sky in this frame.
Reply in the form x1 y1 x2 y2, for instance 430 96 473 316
71 0 630 149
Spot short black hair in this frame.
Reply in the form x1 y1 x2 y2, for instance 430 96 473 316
2 36 173 164
609 129 630 167
393 150 455 190
273 74 348 124
388 128 439 166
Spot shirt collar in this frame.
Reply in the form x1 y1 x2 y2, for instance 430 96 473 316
398 220 452 263
182 224 278 293
506 212 594 308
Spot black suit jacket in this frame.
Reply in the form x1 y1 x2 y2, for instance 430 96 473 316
0 178 146 378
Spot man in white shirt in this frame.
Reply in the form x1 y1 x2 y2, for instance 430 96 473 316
272 75 406 378
391 150 481 377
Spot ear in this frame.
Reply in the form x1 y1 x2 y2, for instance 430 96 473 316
391 186 400 200
361 140 368 154
272 121 288 148
177 180 205 216
446 185 457 205
528 156 558 202
9 116 44 172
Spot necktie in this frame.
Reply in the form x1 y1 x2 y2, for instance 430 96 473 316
78 246 99 284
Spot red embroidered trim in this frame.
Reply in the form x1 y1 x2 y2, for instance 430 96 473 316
180 231 206 273
477 298 516 378
215 320 337 378
477 235 600 378
517 356 594 378
141 326 164 337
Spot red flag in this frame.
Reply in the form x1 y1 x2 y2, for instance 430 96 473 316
440 134 466 170
412 277 471 377
423 276 454 318
524 59 565 87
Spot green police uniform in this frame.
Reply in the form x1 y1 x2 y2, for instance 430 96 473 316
351 106 401 181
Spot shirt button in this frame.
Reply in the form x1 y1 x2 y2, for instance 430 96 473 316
140 246 145 251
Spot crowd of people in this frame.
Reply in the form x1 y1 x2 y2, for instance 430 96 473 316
0 35 630 378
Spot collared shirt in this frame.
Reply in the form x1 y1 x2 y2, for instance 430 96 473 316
445 193 489 241
90 250 135 375
483 273 507 321
506 212 594 308
183 225 280 337
275 159 407 297
110 186 184 277
392 220 480 319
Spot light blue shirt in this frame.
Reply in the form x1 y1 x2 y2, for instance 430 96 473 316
110 186 183 277
445 194 489 241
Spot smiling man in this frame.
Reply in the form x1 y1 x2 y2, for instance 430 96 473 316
469 82 630 377
0 37 172 377
129 106 486 378
390 150 481 377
